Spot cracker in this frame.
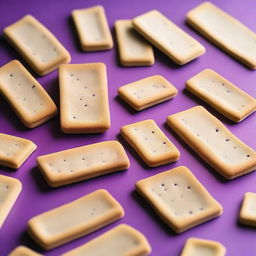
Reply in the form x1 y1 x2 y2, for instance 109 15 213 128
0 175 22 228
186 2 256 69
0 60 57 128
186 69 256 122
115 19 154 66
181 237 226 256
59 63 111 133
121 119 180 167
37 141 130 187
8 246 42 256
27 189 124 250
72 6 113 51
62 224 151 256
136 166 222 233
132 10 205 65
167 106 256 179
0 133 36 169
3 15 71 76
118 75 178 111
239 192 256 227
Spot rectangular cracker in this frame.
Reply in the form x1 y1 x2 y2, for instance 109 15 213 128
167 106 256 179
27 189 124 250
72 6 113 51
0 175 22 228
3 15 71 76
62 224 151 256
115 19 154 66
186 69 256 122
118 75 178 111
136 166 222 233
8 246 42 256
0 133 36 169
181 238 226 256
186 2 256 69
37 140 130 187
59 63 111 133
239 192 256 227
121 119 180 167
132 10 205 65
0 60 57 128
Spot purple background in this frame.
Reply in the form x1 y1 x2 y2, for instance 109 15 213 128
0 0 255 255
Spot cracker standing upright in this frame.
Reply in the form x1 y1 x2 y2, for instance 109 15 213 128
72 6 113 51
3 15 71 75
132 10 205 65
187 2 256 69
59 63 111 133
0 60 57 128
167 106 256 179
115 20 154 66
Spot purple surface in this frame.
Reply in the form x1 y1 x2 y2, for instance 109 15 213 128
0 0 255 255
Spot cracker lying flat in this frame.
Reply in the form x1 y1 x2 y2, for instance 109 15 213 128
121 119 180 167
59 63 111 133
118 75 178 111
62 224 151 256
3 15 70 75
0 175 22 228
187 2 256 69
0 133 36 169
72 6 113 51
0 60 57 128
167 106 256 179
132 10 205 65
115 20 154 66
239 192 256 227
37 141 130 187
186 69 256 122
181 238 226 256
136 166 222 233
27 189 124 250
8 246 42 256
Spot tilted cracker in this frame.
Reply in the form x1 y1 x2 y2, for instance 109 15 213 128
115 20 154 66
72 6 113 51
0 60 57 128
118 75 177 111
0 133 36 169
167 106 256 179
59 63 111 133
121 119 180 167
132 10 205 65
8 246 42 256
0 175 22 228
3 15 70 75
27 189 124 250
187 2 256 69
62 224 151 256
239 192 256 227
136 166 223 233
181 237 226 256
37 141 130 187
186 69 256 122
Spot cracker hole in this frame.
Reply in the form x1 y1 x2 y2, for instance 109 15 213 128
247 154 250 158
226 139 230 142
161 183 165 187
145 138 147 141
82 158 85 161
200 207 204 211
70 170 74 173
216 128 219 132
84 104 88 107
163 141 166 144
226 90 231 93
180 194 184 198
76 78 79 81
187 186 191 189
70 74 74 77
9 74 13 77
80 98 83 101
222 83 225 86
158 194 162 197
73 116 76 119
23 98 26 101
189 210 193 215
174 183 178 186
152 131 155 134
92 94 96 97
32 85 35 89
